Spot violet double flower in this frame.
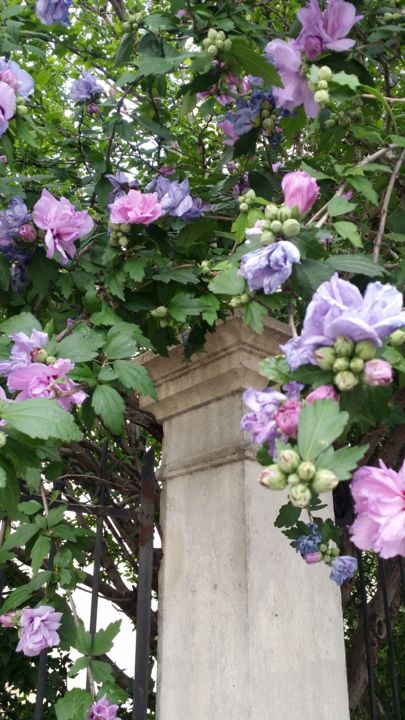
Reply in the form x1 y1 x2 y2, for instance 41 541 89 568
0 59 34 100
35 0 72 26
0 198 32 248
0 81 16 137
239 241 300 295
106 171 139 200
281 275 405 370
70 72 102 102
241 382 303 454
296 0 363 61
87 696 121 720
16 606 62 657
0 329 48 376
33 189 94 265
150 176 208 220
329 556 358 586
8 358 87 411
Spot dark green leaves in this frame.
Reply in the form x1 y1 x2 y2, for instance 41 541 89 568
208 267 245 295
316 444 369 481
1 400 82 441
113 361 157 399
228 40 281 86
297 400 349 461
92 386 125 435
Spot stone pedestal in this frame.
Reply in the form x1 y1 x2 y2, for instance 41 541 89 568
138 316 350 720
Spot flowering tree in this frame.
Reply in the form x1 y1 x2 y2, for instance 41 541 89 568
0 0 403 717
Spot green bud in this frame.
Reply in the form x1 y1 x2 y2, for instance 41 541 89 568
334 370 359 392
355 340 377 361
216 39 224 50
16 105 28 116
349 357 364 373
312 469 339 493
260 230 276 244
217 30 226 41
264 203 279 220
314 89 329 105
207 45 218 56
261 109 271 119
119 237 128 248
390 329 405 346
160 319 169 328
207 28 218 40
127 14 137 22
151 306 168 319
314 346 336 370
239 202 249 213
245 189 256 200
230 296 242 308
317 79 329 90
134 12 144 22
120 223 131 233
131 21 138 30
278 206 292 222
324 118 336 128
334 336 354 357
262 117 274 131
223 39 233 51
330 546 339 557
333 357 349 373
239 293 250 305
282 218 300 237
270 220 283 234
202 38 210 48
0 431 6 448
297 461 316 482
122 21 131 31
35 349 48 363
287 473 301 486
278 449 300 474
288 483 312 508
318 65 333 82
259 465 287 490
46 356 57 365
319 543 327 553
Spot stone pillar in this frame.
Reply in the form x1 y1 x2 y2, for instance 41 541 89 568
138 316 350 720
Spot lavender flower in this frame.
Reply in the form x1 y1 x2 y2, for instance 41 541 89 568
264 39 319 118
35 0 72 26
8 358 87 411
239 241 300 294
70 72 102 102
182 197 210 220
152 176 194 217
0 329 48 377
87 695 121 720
0 81 16 137
295 523 322 558
296 0 363 61
241 383 303 453
0 198 31 248
106 170 139 200
0 59 34 99
281 275 405 370
16 606 62 657
329 556 357 586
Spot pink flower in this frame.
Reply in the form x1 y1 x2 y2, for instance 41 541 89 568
264 39 319 118
109 189 162 225
0 70 18 92
0 611 16 627
282 170 320 214
87 695 120 720
350 460 405 559
304 551 322 564
218 119 240 146
33 189 94 265
306 384 339 404
296 0 363 60
18 224 37 242
0 80 16 137
8 358 87 411
0 329 49 377
363 359 393 386
16 606 62 657
274 399 301 437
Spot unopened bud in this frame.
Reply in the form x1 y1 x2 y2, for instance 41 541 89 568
270 220 282 234
259 465 287 490
245 189 256 200
390 329 405 346
239 293 250 305
312 469 339 493
216 39 224 50
278 449 300 474
216 30 226 41
18 224 37 242
260 230 275 244
223 39 232 51
297 461 316 482
16 105 28 116
118 237 128 248
122 21 131 31
207 28 217 40
317 79 329 90
349 357 364 373
334 370 359 391
282 218 300 237
0 431 6 448
354 340 377 361
34 349 48 363
120 224 131 233
207 45 218 56
151 306 168 319
314 89 329 105
278 206 292 222
334 336 354 357
363 359 393 387
314 346 336 370
287 473 300 486
318 66 333 82
46 355 57 365
333 357 349 372
264 203 279 220
239 202 249 213
288 483 312 508
230 296 242 308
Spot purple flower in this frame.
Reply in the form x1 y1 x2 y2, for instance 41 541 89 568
35 0 72 26
33 189 94 265
281 275 405 370
241 382 303 453
239 241 300 294
282 170 320 214
109 190 162 226
274 399 301 437
306 384 339 403
296 0 363 61
329 555 357 585
153 176 194 218
182 197 210 220
19 224 37 242
0 198 31 247
106 171 139 200
8 358 87 411
0 59 34 100
16 606 62 657
218 119 240 146
295 523 322 558
305 552 322 564
264 39 319 118
0 611 16 627
87 695 121 720
0 81 16 137
363 359 393 386
0 329 48 377
70 72 102 102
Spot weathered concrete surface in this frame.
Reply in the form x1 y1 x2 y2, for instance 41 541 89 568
139 316 350 720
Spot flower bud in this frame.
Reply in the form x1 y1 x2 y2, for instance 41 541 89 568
333 357 349 372
216 30 226 41
0 431 7 448
207 45 218 56
317 79 329 90
354 340 376 361
334 336 354 357
46 355 57 365
275 400 301 438
207 28 217 40
118 237 128 248
334 370 359 392
151 306 168 319
270 220 282 234
282 218 300 237
297 461 316 481
314 89 329 105
260 230 275 244
314 346 336 370
363 359 393 387
349 357 364 373
390 329 405 346
324 118 336 128
312 469 339 493
287 473 301 486
306 384 339 404
120 224 131 233
34 348 48 363
264 203 279 220
259 465 287 490
288 483 312 508
304 551 322 564
16 105 28 116
318 66 333 82
216 39 224 50
0 155 7 164
245 189 256 200
239 293 250 305
122 21 131 31
18 224 37 242
278 205 292 222
230 296 242 308
278 449 300 474
239 202 249 212
223 39 233 51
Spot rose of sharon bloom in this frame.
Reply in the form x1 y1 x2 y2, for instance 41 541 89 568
281 275 405 370
109 190 162 226
33 189 94 265
274 399 301 437
87 695 121 720
241 382 303 453
106 171 139 200
19 224 37 242
16 606 62 657
282 171 320 215
218 119 240 146
363 359 393 387
0 59 34 99
0 198 31 247
264 39 319 118
8 358 87 411
0 81 16 137
306 384 339 404
0 329 48 376
0 611 16 627
35 0 72 26
350 461 405 559
296 0 363 61
152 176 194 218
329 556 358 586
239 241 300 294
70 72 102 102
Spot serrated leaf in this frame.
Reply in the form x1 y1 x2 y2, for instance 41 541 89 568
167 292 208 322
274 502 301 528
55 689 93 720
56 327 104 362
103 331 138 360
208 267 245 295
348 176 378 205
0 312 42 335
1 400 82 441
114 33 134 67
153 268 199 284
229 39 281 86
333 221 362 248
297 399 349 461
327 197 357 217
67 656 89 678
30 535 51 574
316 444 368 481
123 257 146 282
259 356 291 383
331 71 360 89
3 522 39 550
91 620 121 655
113 360 157 399
325 254 385 277
242 301 267 334
92 385 125 435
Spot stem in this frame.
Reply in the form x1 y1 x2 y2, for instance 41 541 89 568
40 483 49 516
67 593 97 698
373 148 405 263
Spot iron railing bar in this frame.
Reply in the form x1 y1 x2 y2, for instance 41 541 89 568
357 550 378 720
378 559 402 720
133 448 155 720
33 541 56 720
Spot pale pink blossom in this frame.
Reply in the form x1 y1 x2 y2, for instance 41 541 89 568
16 606 62 657
8 358 87 411
0 80 16 136
306 384 339 404
109 189 162 225
363 359 393 386
33 189 94 265
282 170 320 214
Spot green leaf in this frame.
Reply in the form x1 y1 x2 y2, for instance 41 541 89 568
242 301 267 334
333 221 362 248
56 327 104 362
297 399 349 461
1 400 82 441
325 255 385 277
103 325 145 360
231 212 249 242
327 197 357 217
18 500 42 516
208 267 245 295
55 689 93 720
3 522 39 550
388 134 405 148
123 257 146 282
46 505 65 527
293 258 333 298
153 268 199 284
228 40 281 86
274 502 301 528
331 71 360 90
0 312 42 335
0 254 10 290
90 659 114 684
92 620 121 655
30 535 51 574
167 292 208 321
67 656 89 678
113 360 156 399
316 444 368 481
90 305 121 327
92 385 125 435
347 176 378 205
259 356 291 383
114 33 134 67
